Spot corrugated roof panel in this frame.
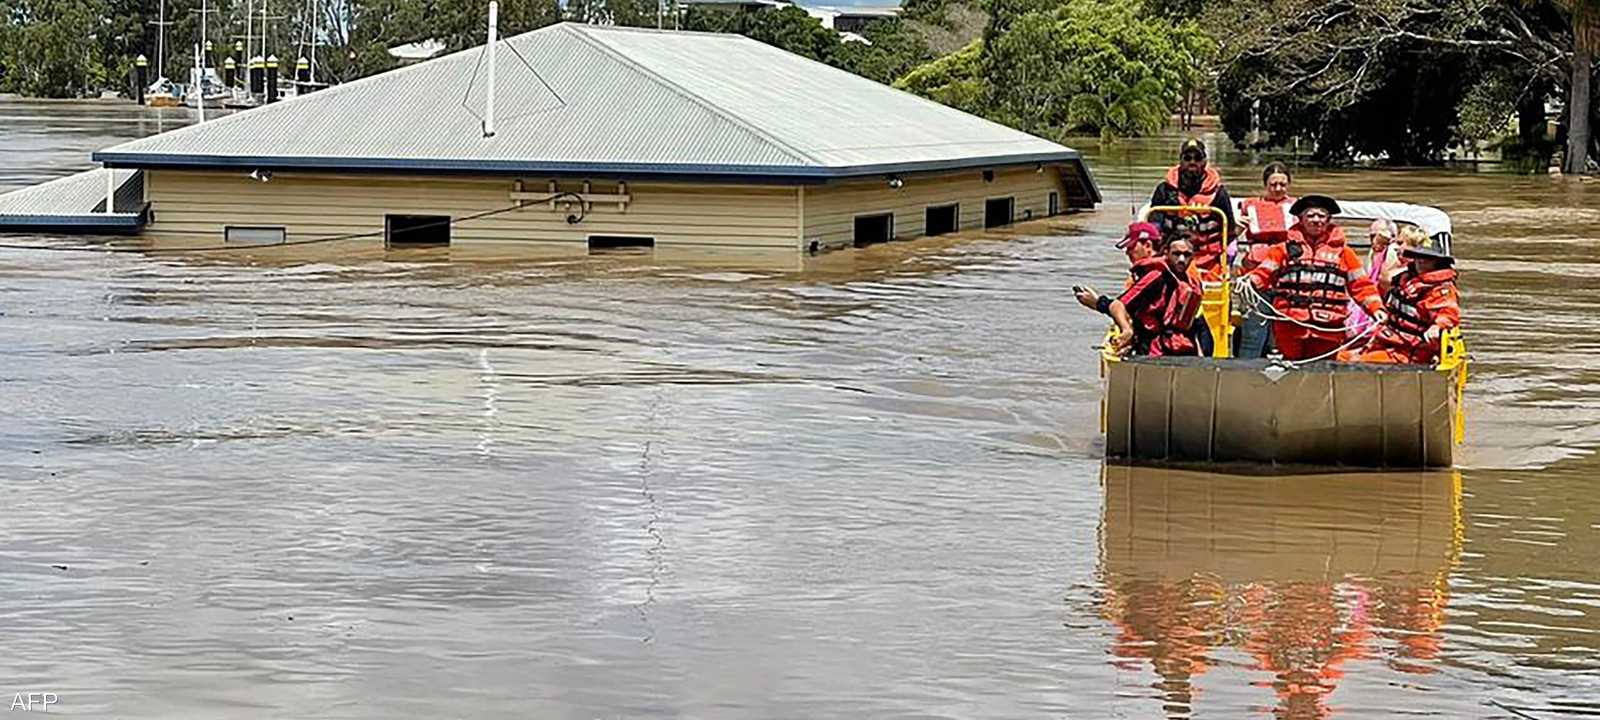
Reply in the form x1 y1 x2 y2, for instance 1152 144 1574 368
96 23 1086 182
581 26 1066 168
100 26 805 169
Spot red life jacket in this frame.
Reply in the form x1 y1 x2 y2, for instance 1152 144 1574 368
1240 196 1294 271
1273 225 1356 330
1375 266 1459 360
1163 165 1226 272
1128 257 1203 355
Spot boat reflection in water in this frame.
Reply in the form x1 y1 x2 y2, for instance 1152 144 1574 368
1098 465 1462 718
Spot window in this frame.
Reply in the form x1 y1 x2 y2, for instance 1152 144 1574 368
853 213 894 247
386 214 450 247
925 204 959 236
1049 192 1060 216
588 235 655 253
984 197 1015 229
225 226 285 245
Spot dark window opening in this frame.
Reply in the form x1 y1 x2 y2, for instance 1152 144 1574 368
588 235 655 253
984 197 1015 229
853 213 894 247
1049 192 1060 216
386 214 451 247
925 204 959 236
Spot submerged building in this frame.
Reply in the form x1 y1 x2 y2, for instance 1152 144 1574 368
6 22 1099 256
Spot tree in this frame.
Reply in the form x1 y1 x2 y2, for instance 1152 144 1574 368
0 0 109 97
1207 0 1573 164
893 38 985 114
1548 0 1599 173
681 6 841 61
829 18 934 85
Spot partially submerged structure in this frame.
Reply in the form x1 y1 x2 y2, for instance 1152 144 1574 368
0 22 1099 258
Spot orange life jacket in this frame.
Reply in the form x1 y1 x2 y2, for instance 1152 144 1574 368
1240 196 1294 271
1163 165 1226 273
1274 225 1358 330
1374 266 1459 362
1128 257 1203 349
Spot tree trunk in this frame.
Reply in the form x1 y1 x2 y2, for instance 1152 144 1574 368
1517 81 1548 146
1566 39 1593 175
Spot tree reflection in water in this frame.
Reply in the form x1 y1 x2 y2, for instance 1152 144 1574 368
1098 465 1462 719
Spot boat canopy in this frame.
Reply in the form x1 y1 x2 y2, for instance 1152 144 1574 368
1334 201 1453 253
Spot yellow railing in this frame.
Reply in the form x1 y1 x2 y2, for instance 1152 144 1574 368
1139 205 1234 359
1436 326 1468 445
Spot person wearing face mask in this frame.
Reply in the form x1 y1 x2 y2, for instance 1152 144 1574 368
1242 195 1384 361
1149 138 1238 281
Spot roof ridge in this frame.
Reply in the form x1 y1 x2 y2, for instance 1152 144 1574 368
560 24 824 168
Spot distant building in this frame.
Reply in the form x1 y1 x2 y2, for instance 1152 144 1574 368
67 23 1098 258
386 39 447 64
802 5 901 34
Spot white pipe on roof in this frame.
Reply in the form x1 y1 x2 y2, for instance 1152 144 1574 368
105 166 114 215
485 1 497 138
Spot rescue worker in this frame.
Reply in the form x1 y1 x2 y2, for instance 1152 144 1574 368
1242 195 1384 361
1234 162 1296 358
1340 243 1460 365
1080 237 1203 357
1074 222 1163 315
1149 138 1238 280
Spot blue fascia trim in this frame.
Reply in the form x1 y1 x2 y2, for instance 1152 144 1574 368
92 150 1092 186
0 214 145 227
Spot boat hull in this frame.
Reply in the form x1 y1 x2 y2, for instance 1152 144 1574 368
1103 357 1458 468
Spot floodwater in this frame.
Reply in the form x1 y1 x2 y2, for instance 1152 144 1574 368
1 99 1596 718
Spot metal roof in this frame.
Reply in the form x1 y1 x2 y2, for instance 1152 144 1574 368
94 23 1094 191
0 169 147 232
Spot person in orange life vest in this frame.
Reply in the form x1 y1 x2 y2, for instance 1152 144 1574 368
1149 138 1238 281
1234 162 1297 359
1242 195 1384 361
1076 222 1161 324
1340 244 1460 365
1076 236 1203 357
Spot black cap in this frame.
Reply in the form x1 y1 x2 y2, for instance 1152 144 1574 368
1179 138 1206 159
1290 194 1341 216
1402 244 1455 265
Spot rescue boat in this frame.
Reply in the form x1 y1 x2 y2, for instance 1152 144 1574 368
1100 201 1468 469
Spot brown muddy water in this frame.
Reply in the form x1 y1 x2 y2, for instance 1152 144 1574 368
1 99 1596 718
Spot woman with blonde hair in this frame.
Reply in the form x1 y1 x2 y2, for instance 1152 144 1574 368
1383 224 1431 292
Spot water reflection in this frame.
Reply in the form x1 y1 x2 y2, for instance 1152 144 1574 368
1099 465 1463 718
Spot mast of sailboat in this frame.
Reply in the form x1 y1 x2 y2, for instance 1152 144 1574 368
148 0 173 81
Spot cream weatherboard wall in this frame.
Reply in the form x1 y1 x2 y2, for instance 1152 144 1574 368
141 165 1066 254
142 170 804 251
801 166 1065 250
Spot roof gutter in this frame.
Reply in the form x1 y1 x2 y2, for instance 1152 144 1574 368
92 150 1092 187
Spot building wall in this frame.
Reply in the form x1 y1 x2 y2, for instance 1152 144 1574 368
801 166 1066 251
143 170 805 251
142 164 1071 255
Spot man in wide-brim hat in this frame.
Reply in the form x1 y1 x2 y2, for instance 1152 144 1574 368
1241 194 1385 361
1341 239 1461 365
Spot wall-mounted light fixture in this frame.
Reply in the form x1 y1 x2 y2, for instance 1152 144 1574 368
982 170 995 183
248 168 273 183
887 175 904 189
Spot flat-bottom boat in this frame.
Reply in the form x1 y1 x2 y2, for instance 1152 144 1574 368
1101 201 1467 469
